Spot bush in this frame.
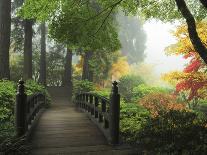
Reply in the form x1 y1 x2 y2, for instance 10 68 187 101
137 110 207 154
120 101 150 143
73 80 95 96
25 80 51 107
91 88 111 98
119 75 144 102
132 84 171 102
139 92 186 117
0 80 51 143
0 80 16 142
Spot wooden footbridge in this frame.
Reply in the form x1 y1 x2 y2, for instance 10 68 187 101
13 81 138 155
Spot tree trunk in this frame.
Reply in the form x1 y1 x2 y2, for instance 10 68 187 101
63 48 72 85
23 19 33 80
0 0 11 79
63 47 73 102
39 22 46 86
82 51 93 82
175 0 207 64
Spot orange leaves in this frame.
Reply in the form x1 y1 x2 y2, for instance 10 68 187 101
139 92 186 117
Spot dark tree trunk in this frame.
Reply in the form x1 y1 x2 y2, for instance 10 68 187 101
0 0 11 79
63 47 73 102
63 48 72 86
82 51 93 82
175 0 207 64
39 22 46 86
23 19 33 80
199 0 207 8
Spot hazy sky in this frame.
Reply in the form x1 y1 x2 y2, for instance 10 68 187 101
143 20 188 76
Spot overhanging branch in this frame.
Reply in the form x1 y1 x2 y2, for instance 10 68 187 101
175 0 207 64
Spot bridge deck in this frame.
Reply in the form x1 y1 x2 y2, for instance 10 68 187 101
29 88 137 154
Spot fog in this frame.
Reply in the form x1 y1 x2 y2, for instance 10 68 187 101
117 12 147 64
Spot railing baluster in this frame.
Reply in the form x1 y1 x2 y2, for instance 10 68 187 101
94 97 99 118
86 94 89 112
90 95 94 115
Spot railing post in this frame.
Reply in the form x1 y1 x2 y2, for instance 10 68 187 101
109 81 120 145
15 80 27 137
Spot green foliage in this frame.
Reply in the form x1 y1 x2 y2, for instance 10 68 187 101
120 101 150 142
91 88 111 98
119 75 144 102
0 80 51 142
73 80 95 96
0 80 16 142
132 84 171 102
25 80 51 107
137 110 207 153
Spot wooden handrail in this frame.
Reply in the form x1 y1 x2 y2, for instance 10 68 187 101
75 81 120 145
15 80 46 139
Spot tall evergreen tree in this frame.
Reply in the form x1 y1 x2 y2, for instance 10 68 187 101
23 19 33 80
0 0 11 79
39 22 46 85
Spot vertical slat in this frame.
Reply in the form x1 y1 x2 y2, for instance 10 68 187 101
94 97 99 118
89 95 93 114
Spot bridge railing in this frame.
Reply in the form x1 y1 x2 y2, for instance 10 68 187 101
75 81 120 145
15 80 46 139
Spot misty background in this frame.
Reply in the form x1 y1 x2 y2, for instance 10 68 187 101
117 13 187 84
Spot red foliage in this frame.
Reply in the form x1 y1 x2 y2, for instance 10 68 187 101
183 59 201 73
176 79 207 100
174 52 207 100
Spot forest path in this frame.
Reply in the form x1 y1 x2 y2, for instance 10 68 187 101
29 87 137 155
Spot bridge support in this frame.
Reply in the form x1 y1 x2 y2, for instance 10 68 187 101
109 81 120 145
15 80 27 137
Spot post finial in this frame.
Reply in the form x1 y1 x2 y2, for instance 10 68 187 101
112 81 118 94
18 79 25 94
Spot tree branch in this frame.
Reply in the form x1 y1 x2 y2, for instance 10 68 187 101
175 0 207 64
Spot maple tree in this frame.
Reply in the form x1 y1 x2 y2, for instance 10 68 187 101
163 21 207 103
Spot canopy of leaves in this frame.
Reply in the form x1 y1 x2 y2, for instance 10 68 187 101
163 21 207 101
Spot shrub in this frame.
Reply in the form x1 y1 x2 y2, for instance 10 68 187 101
119 75 144 102
132 84 171 102
0 80 16 142
0 80 50 142
73 80 95 96
91 88 111 98
25 80 51 107
137 110 207 154
139 92 186 117
120 101 150 143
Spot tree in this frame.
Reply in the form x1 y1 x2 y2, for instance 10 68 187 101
0 0 11 79
162 22 207 106
174 0 207 64
116 11 146 64
23 19 33 80
62 47 73 102
39 22 46 85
